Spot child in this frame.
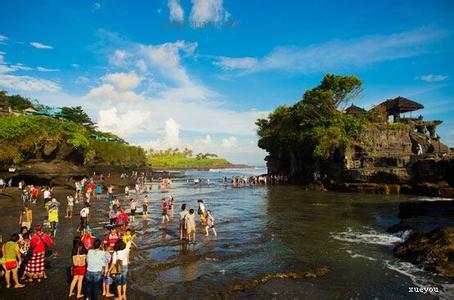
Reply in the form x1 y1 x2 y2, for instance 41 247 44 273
205 210 217 236
122 228 137 248
186 209 196 243
102 243 114 297
129 198 137 223
66 194 74 218
142 195 149 218
161 198 170 224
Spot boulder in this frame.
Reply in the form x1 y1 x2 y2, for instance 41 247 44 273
394 227 454 277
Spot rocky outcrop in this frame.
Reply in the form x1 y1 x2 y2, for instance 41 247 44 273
267 126 454 196
394 227 454 277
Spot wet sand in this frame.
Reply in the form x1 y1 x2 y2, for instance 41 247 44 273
0 185 150 300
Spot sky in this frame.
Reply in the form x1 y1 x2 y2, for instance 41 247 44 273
0 0 453 165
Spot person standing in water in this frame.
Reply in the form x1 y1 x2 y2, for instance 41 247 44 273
197 200 207 225
161 198 169 224
205 210 217 237
186 209 196 243
142 195 149 219
168 195 174 221
179 204 188 240
129 198 137 223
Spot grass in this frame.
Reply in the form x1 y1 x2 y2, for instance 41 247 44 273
147 155 232 169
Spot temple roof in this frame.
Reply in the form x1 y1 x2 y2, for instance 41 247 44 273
345 104 366 114
376 96 424 113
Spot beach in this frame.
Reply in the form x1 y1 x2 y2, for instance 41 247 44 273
0 168 453 299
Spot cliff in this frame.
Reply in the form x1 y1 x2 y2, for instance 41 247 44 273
258 75 454 196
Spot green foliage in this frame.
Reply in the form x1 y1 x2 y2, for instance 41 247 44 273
146 148 230 169
0 115 146 166
256 74 367 161
90 141 146 166
0 91 34 111
60 106 95 128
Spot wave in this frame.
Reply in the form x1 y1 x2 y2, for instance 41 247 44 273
331 227 412 246
413 197 453 202
384 260 454 299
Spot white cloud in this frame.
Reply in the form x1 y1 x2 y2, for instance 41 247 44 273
97 107 151 136
85 83 144 102
0 74 60 92
420 74 448 82
164 118 180 147
102 72 142 91
189 0 230 28
215 28 447 74
215 57 259 70
141 40 196 86
109 49 128 66
221 136 238 148
30 41 53 49
37 66 59 72
136 59 147 72
0 35 8 44
168 0 184 22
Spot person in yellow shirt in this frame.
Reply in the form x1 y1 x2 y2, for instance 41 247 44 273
19 207 33 229
1 233 25 288
48 206 59 238
121 229 137 248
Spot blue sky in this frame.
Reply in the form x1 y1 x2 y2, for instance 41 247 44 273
0 0 453 165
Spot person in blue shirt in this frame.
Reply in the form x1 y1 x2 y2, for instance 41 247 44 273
86 239 105 300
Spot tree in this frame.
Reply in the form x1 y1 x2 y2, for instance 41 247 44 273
60 106 95 128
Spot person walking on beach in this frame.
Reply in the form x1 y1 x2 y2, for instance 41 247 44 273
68 241 86 298
66 194 74 218
86 239 105 300
1 233 25 288
109 206 117 225
186 209 196 243
179 204 188 240
102 243 114 298
25 225 52 283
124 186 129 197
107 185 114 201
21 190 30 206
161 198 169 224
80 203 90 229
95 184 102 200
18 206 32 230
109 239 132 300
205 210 217 237
30 186 39 204
48 205 59 238
129 198 137 223
142 195 149 219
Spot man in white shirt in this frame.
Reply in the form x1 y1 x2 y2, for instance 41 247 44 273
80 204 90 228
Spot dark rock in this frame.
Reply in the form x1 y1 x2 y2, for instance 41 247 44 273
394 227 454 277
398 201 454 219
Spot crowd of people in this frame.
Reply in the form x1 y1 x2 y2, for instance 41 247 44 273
0 173 218 299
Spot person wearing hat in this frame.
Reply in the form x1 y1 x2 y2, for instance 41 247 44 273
24 225 52 283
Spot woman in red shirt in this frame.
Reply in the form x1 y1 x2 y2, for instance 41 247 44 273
25 225 52 282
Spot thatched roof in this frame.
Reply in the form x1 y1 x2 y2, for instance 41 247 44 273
376 96 424 113
345 104 366 114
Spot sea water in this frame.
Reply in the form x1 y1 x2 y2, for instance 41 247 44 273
128 168 454 299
